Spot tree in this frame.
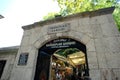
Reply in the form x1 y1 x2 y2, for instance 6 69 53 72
56 0 116 14
55 0 120 30
113 2 120 31
43 12 59 20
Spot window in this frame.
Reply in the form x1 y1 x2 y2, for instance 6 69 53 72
0 60 6 79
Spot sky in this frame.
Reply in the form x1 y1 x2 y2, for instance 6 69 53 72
0 0 60 48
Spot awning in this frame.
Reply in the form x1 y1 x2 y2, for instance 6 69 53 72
53 51 85 67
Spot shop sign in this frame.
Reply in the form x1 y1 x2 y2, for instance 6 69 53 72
46 38 76 48
47 23 70 34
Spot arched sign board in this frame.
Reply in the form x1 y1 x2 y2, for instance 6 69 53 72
40 38 86 54
34 38 89 80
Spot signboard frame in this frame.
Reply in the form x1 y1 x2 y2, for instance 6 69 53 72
18 53 29 65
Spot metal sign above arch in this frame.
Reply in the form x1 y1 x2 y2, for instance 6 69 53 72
40 38 86 55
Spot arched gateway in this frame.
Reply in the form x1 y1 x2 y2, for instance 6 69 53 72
34 38 89 80
8 7 120 80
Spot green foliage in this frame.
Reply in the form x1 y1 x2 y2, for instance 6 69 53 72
56 0 116 15
113 3 120 31
43 12 59 20
55 48 79 57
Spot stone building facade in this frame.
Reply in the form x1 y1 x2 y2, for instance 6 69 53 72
0 7 120 80
0 46 18 80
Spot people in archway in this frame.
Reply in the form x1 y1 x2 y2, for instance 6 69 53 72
71 72 77 80
56 71 62 80
39 71 47 80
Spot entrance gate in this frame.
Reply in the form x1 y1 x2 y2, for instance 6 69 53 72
34 38 89 80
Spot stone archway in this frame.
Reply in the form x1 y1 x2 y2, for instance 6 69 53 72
34 38 89 80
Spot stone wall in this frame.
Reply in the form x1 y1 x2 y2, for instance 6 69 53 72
0 46 18 80
10 7 120 80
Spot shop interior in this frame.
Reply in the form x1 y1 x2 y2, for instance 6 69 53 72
50 48 88 80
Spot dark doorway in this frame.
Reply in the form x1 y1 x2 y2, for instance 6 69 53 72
34 38 89 80
34 51 50 80
0 60 6 79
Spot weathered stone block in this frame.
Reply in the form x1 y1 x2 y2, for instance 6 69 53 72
26 47 38 68
95 38 106 53
10 68 25 80
112 69 120 80
41 25 49 35
33 36 45 48
78 24 92 33
91 24 103 38
24 29 31 36
100 69 112 80
87 51 98 69
86 39 95 52
79 17 90 25
22 68 33 80
101 23 119 37
107 14 116 23
89 16 99 25
105 52 120 68
68 31 83 41
62 31 69 37
30 27 43 44
100 68 120 80
97 15 109 24
118 37 120 44
10 67 33 80
68 19 79 31
56 33 62 37
89 69 101 80
81 34 91 44
86 32 93 38
44 35 51 41
103 37 120 53
97 53 108 68
21 36 30 46
18 45 31 52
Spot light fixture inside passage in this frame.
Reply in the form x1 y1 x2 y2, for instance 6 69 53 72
53 51 86 66
68 51 85 65
70 57 85 65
